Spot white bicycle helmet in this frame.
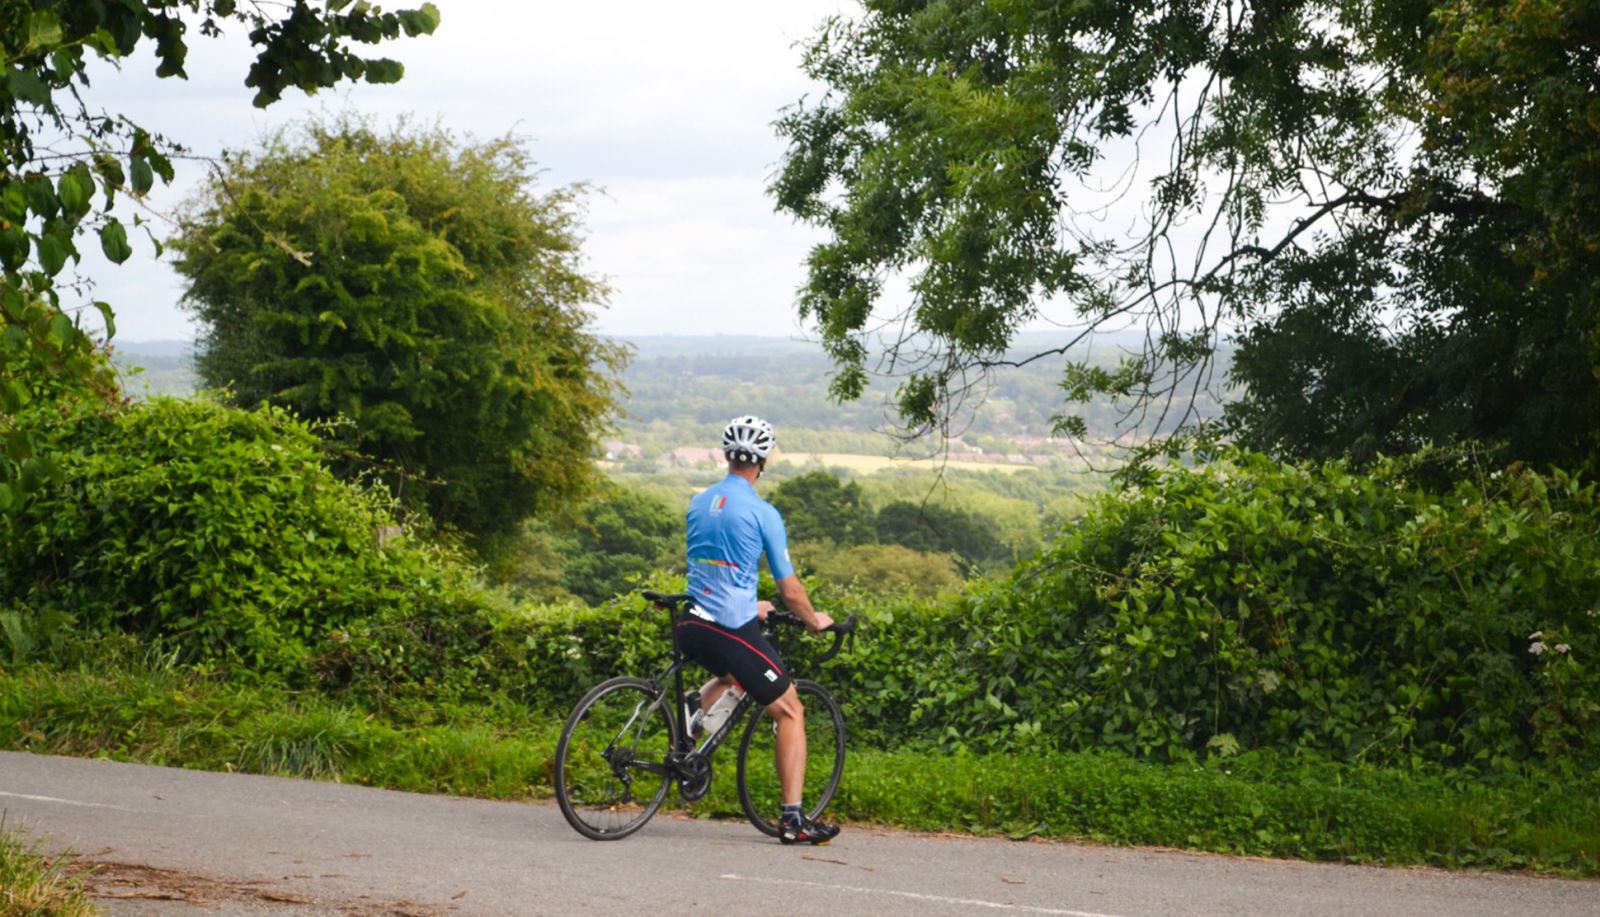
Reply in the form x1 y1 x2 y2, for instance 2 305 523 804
722 415 776 464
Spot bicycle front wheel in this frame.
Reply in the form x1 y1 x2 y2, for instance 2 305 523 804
554 676 678 840
735 679 845 837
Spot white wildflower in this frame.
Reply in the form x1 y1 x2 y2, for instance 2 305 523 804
1528 630 1544 640
1554 644 1571 655
1529 641 1547 656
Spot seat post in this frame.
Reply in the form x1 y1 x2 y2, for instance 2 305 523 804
669 599 688 751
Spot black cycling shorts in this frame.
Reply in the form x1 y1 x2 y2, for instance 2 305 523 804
676 614 793 706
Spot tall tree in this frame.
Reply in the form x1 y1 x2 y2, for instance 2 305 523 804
482 484 680 606
0 1 439 515
772 0 1600 471
875 500 1006 572
173 117 625 537
770 470 876 545
550 486 680 606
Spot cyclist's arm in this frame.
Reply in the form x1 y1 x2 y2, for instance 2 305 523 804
761 502 833 632
776 575 833 634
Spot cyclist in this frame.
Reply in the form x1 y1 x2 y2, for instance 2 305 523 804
676 415 841 845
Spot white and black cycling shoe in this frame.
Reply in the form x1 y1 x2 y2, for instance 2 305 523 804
778 813 840 845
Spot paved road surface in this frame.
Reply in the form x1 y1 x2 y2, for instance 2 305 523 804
2 751 1594 916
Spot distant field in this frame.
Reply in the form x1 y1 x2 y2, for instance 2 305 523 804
773 451 1040 474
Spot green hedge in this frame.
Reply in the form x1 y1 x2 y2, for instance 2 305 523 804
439 452 1600 771
6 396 1597 773
0 397 502 684
824 453 1600 769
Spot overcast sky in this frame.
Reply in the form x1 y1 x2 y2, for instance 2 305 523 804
71 0 848 343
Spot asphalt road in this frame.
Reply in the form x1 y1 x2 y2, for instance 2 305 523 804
2 750 1595 916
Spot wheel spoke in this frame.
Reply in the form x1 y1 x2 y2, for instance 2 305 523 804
736 680 845 837
556 678 676 840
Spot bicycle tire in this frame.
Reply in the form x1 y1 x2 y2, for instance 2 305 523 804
554 676 678 841
734 679 845 837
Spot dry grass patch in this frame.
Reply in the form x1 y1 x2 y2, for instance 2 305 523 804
0 823 98 917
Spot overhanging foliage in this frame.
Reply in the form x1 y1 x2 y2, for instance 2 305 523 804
773 0 1600 471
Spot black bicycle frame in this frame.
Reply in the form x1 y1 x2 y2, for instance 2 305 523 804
642 594 756 765
641 590 856 767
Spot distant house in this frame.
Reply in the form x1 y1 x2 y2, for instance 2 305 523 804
664 447 724 466
603 440 643 460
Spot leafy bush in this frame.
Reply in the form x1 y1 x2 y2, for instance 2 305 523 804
770 471 875 545
0 397 499 682
174 116 625 538
481 484 680 606
831 451 1600 768
792 541 962 597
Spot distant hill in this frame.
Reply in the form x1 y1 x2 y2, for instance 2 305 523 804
104 332 1227 443
113 339 194 359
110 340 198 399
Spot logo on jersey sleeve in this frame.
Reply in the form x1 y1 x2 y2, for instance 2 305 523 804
710 495 728 514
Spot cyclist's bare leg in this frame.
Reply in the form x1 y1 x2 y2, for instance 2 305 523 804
764 683 807 804
698 673 737 713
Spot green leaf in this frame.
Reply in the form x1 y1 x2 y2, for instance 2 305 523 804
147 151 175 183
48 311 74 348
0 482 12 513
36 233 71 276
94 301 117 339
93 154 126 192
27 11 65 49
130 156 154 195
100 220 133 264
4 68 50 105
2 379 28 413
0 182 25 222
84 28 120 55
398 4 442 37
58 166 95 217
363 59 404 84
24 176 58 219
0 227 27 271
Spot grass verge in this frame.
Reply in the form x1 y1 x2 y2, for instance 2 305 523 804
0 821 98 917
3 663 1596 875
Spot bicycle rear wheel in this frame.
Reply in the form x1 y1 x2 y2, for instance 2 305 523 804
554 676 678 840
735 679 845 837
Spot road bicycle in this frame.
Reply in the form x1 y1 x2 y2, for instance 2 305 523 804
553 590 856 841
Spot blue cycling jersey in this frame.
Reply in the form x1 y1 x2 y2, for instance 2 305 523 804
685 474 794 628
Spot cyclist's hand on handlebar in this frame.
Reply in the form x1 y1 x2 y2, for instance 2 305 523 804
756 600 775 621
808 611 835 635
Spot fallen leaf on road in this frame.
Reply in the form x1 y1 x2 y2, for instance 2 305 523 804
452 890 469 900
